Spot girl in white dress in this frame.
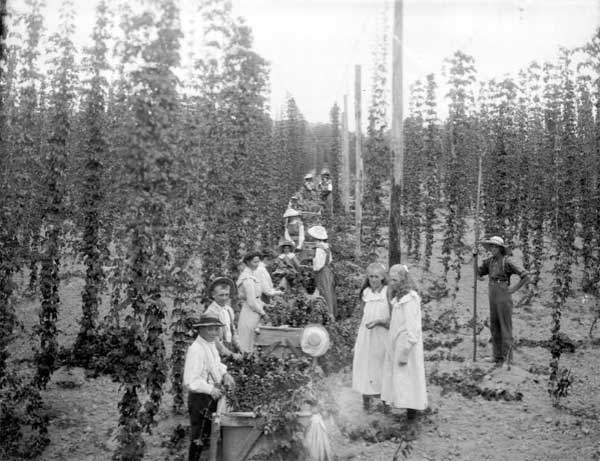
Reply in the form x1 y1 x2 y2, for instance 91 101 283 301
381 264 427 421
352 262 390 411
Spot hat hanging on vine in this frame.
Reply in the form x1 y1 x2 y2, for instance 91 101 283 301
300 324 331 357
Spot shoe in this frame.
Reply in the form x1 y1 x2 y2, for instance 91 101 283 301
382 403 391 415
362 395 371 412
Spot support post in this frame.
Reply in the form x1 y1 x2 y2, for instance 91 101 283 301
341 95 350 214
388 0 403 266
354 65 363 257
473 153 483 362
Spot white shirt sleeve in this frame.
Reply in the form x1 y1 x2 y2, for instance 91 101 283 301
313 247 327 272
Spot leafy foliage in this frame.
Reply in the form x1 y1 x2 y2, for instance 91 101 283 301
0 371 50 459
34 0 77 390
266 286 330 328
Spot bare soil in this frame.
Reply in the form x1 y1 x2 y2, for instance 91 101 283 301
6 231 600 461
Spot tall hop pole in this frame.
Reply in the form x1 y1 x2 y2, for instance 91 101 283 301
473 153 483 361
388 0 403 266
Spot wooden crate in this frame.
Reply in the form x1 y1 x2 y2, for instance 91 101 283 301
255 325 303 357
219 411 312 461
254 325 303 348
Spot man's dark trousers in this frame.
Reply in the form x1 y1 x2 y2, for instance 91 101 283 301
489 280 513 363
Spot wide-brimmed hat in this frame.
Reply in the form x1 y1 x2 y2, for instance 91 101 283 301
278 239 296 250
192 313 225 328
320 168 330 177
283 208 301 218
308 225 328 241
300 324 331 357
208 276 236 297
480 236 507 248
304 173 314 180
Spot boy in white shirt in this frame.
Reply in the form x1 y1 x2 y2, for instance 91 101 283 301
183 313 235 461
204 277 241 359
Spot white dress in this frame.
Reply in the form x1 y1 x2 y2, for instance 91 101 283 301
352 286 390 395
381 290 427 410
236 268 265 353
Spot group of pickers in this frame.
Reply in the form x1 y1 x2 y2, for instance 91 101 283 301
182 169 337 460
181 161 530 460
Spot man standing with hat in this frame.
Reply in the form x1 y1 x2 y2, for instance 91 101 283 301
183 313 235 461
478 236 530 367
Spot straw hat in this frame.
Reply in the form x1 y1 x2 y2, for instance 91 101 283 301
304 173 314 180
320 168 330 177
192 313 225 328
480 236 507 248
278 239 296 250
308 225 328 241
208 276 236 297
300 324 331 357
283 208 301 218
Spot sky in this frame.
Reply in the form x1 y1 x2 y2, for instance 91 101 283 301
7 0 600 126
230 0 600 124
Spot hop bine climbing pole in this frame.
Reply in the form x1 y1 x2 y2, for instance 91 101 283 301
473 153 483 362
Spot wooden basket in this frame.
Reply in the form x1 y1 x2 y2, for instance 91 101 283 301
218 411 312 461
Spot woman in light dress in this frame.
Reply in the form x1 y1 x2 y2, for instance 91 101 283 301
236 251 282 352
381 264 427 421
352 262 390 412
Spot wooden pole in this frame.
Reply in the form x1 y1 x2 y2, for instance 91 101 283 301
388 0 403 266
354 65 363 257
341 95 350 214
473 154 483 362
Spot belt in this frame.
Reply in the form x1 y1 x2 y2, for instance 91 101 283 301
489 279 508 284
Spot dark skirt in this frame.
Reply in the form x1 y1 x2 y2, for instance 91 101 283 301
315 264 337 318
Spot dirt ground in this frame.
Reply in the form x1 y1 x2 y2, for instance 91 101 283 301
6 230 600 461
